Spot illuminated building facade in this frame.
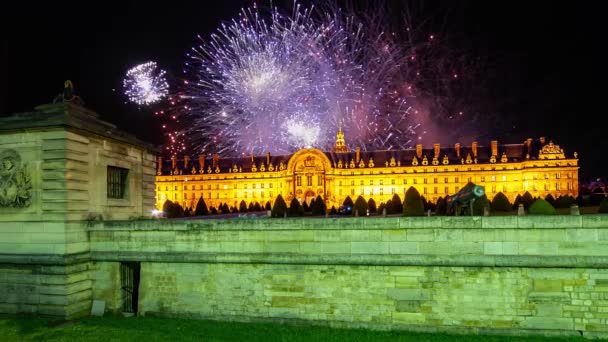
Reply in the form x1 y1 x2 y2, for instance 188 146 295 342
155 129 579 210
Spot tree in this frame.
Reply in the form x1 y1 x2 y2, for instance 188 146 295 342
239 200 248 213
529 198 556 215
599 198 608 213
253 202 262 211
230 206 238 213
311 195 326 216
342 196 354 208
265 201 272 211
521 191 534 210
404 187 424 216
378 203 386 215
162 199 173 214
302 201 310 212
435 196 447 215
473 195 490 215
391 194 403 214
288 198 304 217
354 195 368 216
556 195 575 209
491 192 511 212
513 194 523 210
421 196 431 212
367 198 377 213
329 206 337 215
222 203 230 213
248 202 255 212
385 199 393 214
184 207 191 216
544 194 556 207
210 207 218 215
271 195 287 217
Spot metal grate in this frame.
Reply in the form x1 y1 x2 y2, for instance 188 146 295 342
108 166 129 199
120 262 140 313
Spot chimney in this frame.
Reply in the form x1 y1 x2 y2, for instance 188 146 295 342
157 156 163 173
266 152 271 167
454 143 461 158
355 147 361 163
212 153 220 168
171 155 177 170
183 155 190 169
198 154 206 170
416 144 422 159
471 141 478 158
490 140 498 157
433 143 440 158
540 136 546 145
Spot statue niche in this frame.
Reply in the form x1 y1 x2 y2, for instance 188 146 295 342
0 149 32 208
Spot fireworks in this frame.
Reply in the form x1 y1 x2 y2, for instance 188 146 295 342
123 61 169 106
165 3 426 156
156 2 494 156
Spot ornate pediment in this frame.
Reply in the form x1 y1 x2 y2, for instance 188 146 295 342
539 141 565 159
0 149 32 208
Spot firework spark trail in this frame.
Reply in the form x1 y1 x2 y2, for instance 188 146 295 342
164 2 426 156
123 61 169 106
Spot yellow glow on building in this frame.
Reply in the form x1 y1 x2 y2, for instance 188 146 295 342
155 131 579 210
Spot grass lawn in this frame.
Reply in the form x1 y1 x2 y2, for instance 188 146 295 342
0 315 601 342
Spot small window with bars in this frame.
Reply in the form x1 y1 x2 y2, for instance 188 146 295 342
107 166 129 199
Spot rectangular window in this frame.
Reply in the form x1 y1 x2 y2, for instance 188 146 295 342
433 178 438 184
492 185 496 193
413 179 417 184
184 185 188 190
107 166 129 199
444 186 449 194
391 187 395 194
403 179 407 184
318 175 323 186
555 183 560 191
380 180 384 185
253 184 256 189
444 177 448 183
556 173 561 179
481 176 485 182
261 184 265 188
351 180 355 186
503 185 507 192
296 176 302 186
307 175 313 186
360 180 364 185
424 178 428 184
468 177 472 183
270 183 273 188
491 176 496 182
339 180 342 186
502 175 507 181
371 180 374 185
391 179 395 185
380 188 384 195
455 177 459 183
434 187 438 194
351 189 355 196
424 187 427 195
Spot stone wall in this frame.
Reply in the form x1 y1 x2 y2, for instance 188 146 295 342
0 102 156 319
89 216 608 338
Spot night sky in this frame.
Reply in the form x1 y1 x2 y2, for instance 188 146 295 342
1 1 605 180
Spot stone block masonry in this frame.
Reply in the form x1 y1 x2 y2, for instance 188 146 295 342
88 216 608 339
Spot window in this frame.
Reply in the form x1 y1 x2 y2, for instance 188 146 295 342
261 184 265 188
351 189 355 196
502 185 507 192
318 175 323 185
434 187 438 194
107 166 129 199
502 175 507 182
444 186 449 194
481 176 485 182
380 180 384 185
433 178 438 184
339 180 342 186
491 176 496 182
360 180 364 185
556 173 561 179
444 177 448 183
216 184 219 190
492 185 496 193
391 179 395 185
391 187 395 194
424 187 427 195
424 178 428 184
413 179 417 184
380 188 384 195
351 180 355 186
184 185 188 190
455 177 459 183
175 186 178 191
253 184 256 189
270 183 273 188
555 183 560 191
544 183 549 191
467 177 472 183
371 180 374 185
403 179 407 184
296 176 302 186
307 175 312 186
